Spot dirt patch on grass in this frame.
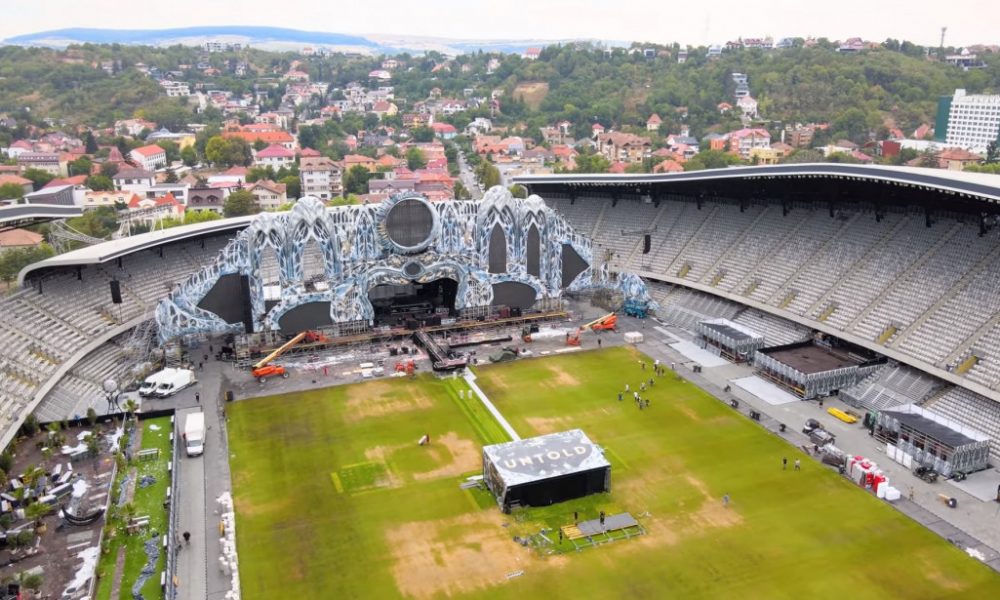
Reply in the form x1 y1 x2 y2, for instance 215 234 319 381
677 404 701 422
389 511 562 599
344 381 433 423
917 552 967 592
524 415 571 434
545 363 580 387
412 432 480 481
512 82 549 110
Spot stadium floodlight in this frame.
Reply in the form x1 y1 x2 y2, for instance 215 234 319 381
103 378 122 413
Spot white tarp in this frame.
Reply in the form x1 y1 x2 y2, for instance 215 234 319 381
731 375 801 406
669 341 729 368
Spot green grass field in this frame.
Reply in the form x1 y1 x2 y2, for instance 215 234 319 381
95 417 171 600
228 347 1000 599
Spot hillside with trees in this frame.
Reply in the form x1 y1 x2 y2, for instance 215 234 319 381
1 40 998 148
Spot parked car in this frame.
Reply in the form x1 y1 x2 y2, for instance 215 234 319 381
802 418 821 434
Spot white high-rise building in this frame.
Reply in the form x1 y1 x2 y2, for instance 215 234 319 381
942 89 1000 154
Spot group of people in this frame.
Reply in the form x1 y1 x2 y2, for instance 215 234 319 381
618 360 671 410
782 457 802 471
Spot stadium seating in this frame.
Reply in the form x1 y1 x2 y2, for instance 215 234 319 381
841 362 943 412
0 235 234 435
556 197 1000 398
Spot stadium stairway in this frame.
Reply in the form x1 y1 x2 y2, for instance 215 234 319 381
889 236 1000 352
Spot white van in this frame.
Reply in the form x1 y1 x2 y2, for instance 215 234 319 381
184 412 205 457
139 369 175 397
153 369 196 398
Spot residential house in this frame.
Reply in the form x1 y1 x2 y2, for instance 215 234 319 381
522 48 541 60
465 117 493 136
432 122 458 140
248 180 289 209
127 192 185 223
595 132 652 163
371 101 398 119
646 114 662 132
368 179 417 202
130 144 168 171
837 38 866 53
145 183 190 204
115 118 157 136
16 152 61 175
0 175 33 197
727 128 771 159
718 102 733 114
254 144 296 169
936 148 983 170
769 142 795 160
187 187 228 214
222 129 296 151
737 96 759 118
343 154 378 172
551 145 578 170
113 168 156 194
146 129 196 148
83 190 135 210
653 159 684 173
0 229 43 253
300 156 343 200
3 140 34 158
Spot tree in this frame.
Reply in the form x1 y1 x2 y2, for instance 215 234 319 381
410 126 435 142
86 407 98 427
572 152 611 173
205 136 252 167
156 140 180 163
454 180 471 200
0 182 24 200
343 165 372 195
280 175 301 199
85 174 113 191
509 184 528 198
0 244 55 283
406 147 427 170
684 149 743 171
223 189 259 217
68 156 93 177
475 161 502 188
25 500 52 527
22 168 54 191
986 141 999 164
100 161 119 178
180 145 198 167
138 97 192 131
253 139 268 152
84 130 98 154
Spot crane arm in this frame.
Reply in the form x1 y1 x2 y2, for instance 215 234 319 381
253 331 308 369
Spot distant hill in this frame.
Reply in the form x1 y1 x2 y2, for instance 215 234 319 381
2 26 613 55
4 26 383 52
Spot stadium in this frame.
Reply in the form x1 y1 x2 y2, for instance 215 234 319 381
3 163 1000 598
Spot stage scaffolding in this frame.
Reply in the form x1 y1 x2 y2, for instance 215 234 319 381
875 404 991 476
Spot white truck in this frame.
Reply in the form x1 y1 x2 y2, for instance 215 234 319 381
183 412 205 457
139 369 173 397
152 369 196 398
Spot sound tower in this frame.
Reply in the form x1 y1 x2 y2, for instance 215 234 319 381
642 234 651 254
239 275 254 334
109 280 122 304
225 390 235 402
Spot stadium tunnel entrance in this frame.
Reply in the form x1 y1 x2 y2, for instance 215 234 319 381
368 278 457 328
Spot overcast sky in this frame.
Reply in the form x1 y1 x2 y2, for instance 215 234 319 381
2 0 998 47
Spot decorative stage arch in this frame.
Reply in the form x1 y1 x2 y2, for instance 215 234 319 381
155 188 652 341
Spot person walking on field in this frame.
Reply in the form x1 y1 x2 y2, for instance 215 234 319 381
794 459 801 471
783 457 787 470
722 493 730 508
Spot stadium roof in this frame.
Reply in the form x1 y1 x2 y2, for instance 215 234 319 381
18 215 255 284
512 163 1000 204
0 203 84 232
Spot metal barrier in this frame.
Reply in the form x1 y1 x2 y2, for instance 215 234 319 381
164 413 181 599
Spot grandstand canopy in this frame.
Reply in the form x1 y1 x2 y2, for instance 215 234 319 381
513 164 1000 208
18 215 255 284
0 203 84 232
